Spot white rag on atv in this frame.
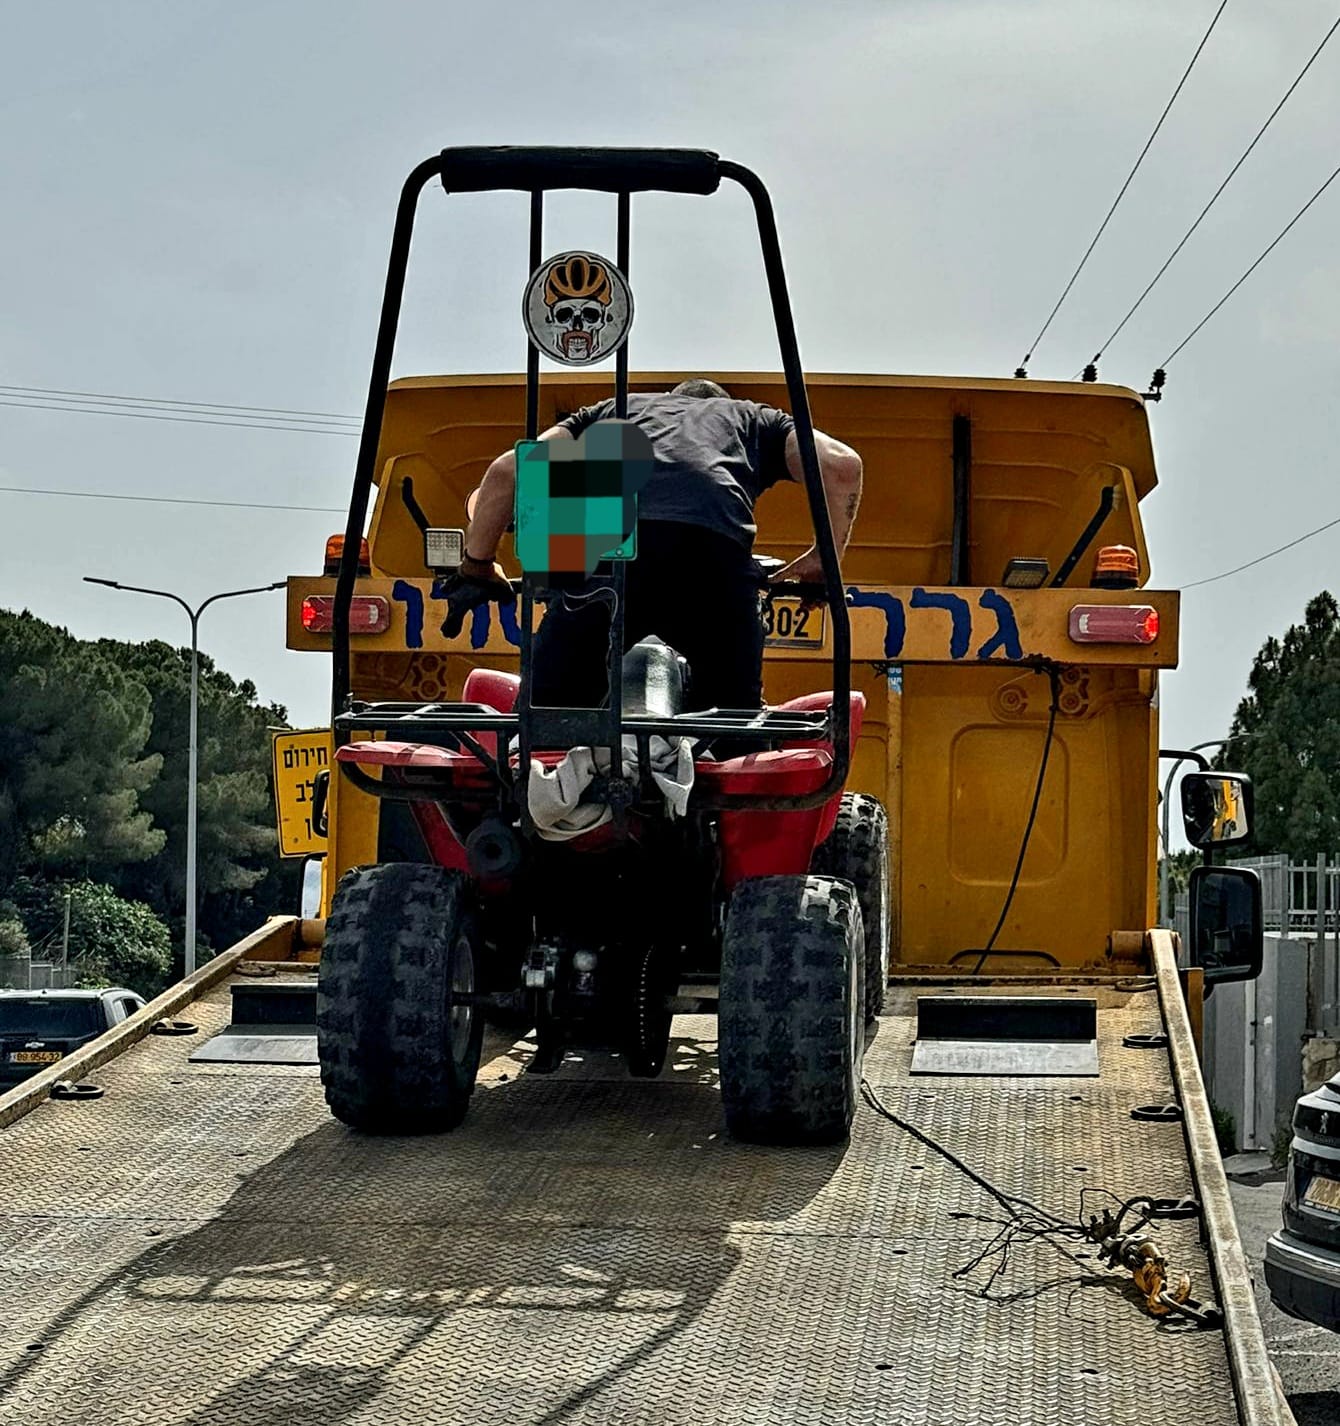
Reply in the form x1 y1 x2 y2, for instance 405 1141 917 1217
526 737 695 841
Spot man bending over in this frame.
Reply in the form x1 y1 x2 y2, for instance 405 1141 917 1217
448 378 862 711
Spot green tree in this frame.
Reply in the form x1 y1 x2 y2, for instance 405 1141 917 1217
1223 591 1340 857
94 638 296 951
0 611 164 881
0 898 29 960
1159 849 1202 898
8 876 172 997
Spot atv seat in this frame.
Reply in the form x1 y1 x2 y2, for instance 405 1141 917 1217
694 691 864 797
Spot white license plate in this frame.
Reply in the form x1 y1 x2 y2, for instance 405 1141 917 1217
1303 1174 1340 1214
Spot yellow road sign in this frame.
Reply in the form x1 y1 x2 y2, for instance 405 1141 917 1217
272 728 332 858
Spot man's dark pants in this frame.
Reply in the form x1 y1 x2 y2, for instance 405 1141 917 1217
530 520 765 711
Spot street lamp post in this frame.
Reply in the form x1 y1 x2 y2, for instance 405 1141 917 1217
84 578 285 974
1159 734 1254 926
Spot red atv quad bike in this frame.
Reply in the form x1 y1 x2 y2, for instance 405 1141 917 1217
317 146 891 1146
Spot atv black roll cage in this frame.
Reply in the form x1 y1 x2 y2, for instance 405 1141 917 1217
330 146 850 814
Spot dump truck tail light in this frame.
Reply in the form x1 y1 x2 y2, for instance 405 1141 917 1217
1069 604 1159 645
324 535 371 577
301 595 390 634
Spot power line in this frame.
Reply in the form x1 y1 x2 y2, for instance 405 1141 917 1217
0 484 345 514
1182 511 1340 590
1018 0 1229 372
1160 159 1340 366
0 382 361 423
1082 10 1340 369
0 396 358 437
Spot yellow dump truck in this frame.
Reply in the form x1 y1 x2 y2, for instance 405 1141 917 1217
0 148 1294 1426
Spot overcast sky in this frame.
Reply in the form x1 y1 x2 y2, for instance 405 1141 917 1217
3 0 1338 778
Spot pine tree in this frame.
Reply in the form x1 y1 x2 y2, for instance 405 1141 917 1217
1224 592 1340 857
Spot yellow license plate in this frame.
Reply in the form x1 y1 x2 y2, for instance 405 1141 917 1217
764 598 826 649
10 1050 62 1064
1303 1174 1340 1214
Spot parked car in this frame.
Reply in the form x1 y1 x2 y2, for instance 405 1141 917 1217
0 988 146 1089
1265 1068 1340 1330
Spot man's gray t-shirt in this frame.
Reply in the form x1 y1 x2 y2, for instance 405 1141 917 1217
557 393 795 550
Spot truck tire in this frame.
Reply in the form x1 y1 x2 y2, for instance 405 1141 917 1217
718 875 864 1145
317 863 484 1134
812 793 890 1019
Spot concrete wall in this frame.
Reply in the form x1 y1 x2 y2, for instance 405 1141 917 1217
1204 933 1308 1153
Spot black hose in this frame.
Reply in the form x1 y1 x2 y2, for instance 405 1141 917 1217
970 666 1063 975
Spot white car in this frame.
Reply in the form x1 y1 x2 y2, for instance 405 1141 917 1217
1266 1069 1340 1330
0 987 146 1089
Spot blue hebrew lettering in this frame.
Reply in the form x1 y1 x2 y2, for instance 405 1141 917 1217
848 587 906 659
497 598 522 648
391 580 424 650
975 589 1024 661
911 588 972 659
428 575 520 650
470 605 491 650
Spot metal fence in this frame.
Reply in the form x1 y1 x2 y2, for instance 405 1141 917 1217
1175 853 1340 935
0 955 78 991
1175 851 1340 1039
1230 852 1340 934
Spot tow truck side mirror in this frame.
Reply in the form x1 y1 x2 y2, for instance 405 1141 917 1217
1188 865 1263 985
1181 771 1253 850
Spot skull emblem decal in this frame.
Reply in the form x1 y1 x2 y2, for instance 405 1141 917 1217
522 250 633 367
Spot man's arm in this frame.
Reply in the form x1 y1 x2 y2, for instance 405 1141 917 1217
438 423 575 638
462 423 573 568
774 428 864 583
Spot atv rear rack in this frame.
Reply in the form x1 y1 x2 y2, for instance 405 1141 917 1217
334 700 840 813
336 702 830 741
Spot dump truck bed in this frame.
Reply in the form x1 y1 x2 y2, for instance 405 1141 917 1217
0 945 1285 1426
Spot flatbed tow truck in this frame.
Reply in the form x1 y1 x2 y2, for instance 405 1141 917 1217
0 148 1296 1426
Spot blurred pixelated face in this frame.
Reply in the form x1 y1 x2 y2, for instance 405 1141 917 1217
514 422 654 576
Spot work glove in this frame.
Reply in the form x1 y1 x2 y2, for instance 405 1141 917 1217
439 556 515 639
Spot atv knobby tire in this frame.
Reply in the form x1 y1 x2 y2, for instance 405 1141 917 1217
317 863 484 1134
718 874 864 1145
812 793 891 1018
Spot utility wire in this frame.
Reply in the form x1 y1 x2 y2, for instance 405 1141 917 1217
1082 10 1340 369
1018 0 1229 372
1182 511 1340 590
0 396 358 437
0 484 344 514
0 382 361 423
1160 159 1340 366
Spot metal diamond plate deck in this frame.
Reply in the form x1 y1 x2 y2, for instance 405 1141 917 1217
0 980 1243 1425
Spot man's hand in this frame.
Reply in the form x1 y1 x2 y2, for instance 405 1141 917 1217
439 556 515 639
771 548 829 611
774 549 825 585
